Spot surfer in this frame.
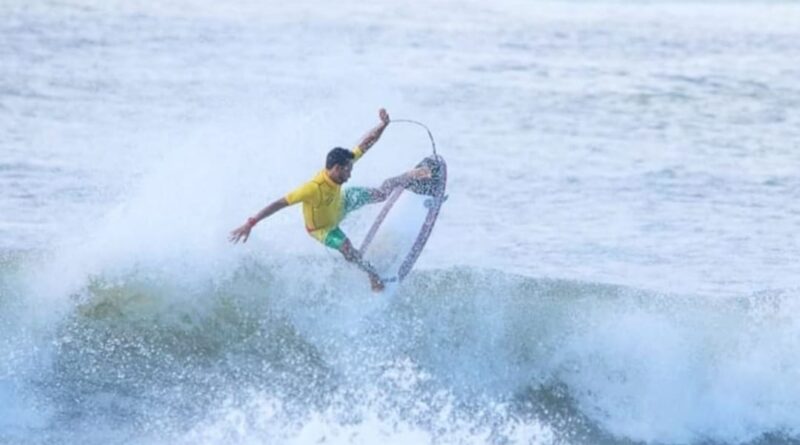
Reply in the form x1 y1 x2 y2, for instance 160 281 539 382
229 108 430 292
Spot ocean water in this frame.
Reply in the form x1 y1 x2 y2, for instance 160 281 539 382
2 0 800 444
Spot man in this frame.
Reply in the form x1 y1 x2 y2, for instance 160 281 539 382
229 108 430 292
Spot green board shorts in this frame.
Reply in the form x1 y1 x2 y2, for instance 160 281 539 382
308 187 374 250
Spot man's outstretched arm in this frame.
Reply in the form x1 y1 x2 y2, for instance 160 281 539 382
356 108 391 155
229 198 289 244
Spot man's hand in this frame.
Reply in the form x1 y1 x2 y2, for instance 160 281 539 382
229 200 287 245
357 108 391 153
229 221 254 244
379 108 390 126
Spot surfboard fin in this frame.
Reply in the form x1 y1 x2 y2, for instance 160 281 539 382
424 194 448 209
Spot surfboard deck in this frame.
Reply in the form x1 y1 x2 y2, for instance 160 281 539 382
360 155 447 283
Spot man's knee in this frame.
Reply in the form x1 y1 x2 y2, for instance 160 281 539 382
370 188 388 202
381 177 397 190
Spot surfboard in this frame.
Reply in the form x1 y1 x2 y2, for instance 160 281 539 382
359 154 447 283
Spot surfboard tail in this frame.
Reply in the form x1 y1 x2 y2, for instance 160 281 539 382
405 155 447 198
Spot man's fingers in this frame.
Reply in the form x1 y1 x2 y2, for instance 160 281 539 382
229 228 244 244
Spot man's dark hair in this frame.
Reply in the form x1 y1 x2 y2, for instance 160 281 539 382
326 147 354 169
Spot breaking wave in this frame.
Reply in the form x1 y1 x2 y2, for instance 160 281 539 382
2 253 799 444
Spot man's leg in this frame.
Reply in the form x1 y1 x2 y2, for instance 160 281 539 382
339 238 384 292
374 167 432 201
318 226 384 292
343 168 432 213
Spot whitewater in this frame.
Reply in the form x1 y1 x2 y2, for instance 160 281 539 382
2 1 800 444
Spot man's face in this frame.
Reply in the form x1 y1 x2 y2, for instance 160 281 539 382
329 161 353 184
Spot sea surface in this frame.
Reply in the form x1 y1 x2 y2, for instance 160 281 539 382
2 1 799 444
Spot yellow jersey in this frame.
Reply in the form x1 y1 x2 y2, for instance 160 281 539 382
285 146 364 231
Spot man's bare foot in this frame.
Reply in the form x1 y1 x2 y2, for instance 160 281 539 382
407 167 432 180
370 275 385 292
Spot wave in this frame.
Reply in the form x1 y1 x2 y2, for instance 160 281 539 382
2 256 799 444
